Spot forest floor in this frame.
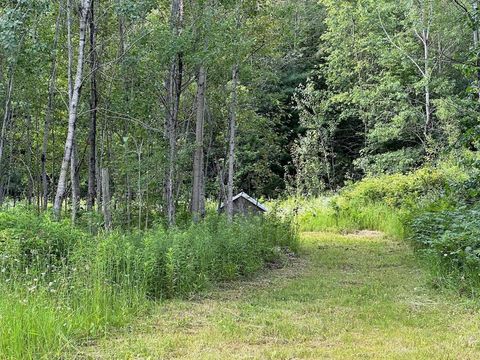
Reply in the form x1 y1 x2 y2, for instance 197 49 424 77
81 232 480 359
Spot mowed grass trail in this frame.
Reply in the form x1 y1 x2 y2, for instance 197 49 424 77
82 232 480 359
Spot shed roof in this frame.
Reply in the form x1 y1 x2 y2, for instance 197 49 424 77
221 192 268 212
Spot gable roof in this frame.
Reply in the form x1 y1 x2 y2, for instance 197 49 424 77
221 192 268 212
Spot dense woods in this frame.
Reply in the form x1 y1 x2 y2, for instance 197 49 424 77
0 0 319 227
2 0 480 358
0 0 479 226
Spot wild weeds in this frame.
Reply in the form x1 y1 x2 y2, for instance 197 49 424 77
281 164 480 297
0 210 297 359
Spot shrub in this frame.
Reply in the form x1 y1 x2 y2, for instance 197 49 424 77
288 165 465 238
0 207 86 274
410 207 480 293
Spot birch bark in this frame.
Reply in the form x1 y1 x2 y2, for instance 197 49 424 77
53 0 93 219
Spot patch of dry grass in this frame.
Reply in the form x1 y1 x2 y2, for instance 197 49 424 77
79 232 480 359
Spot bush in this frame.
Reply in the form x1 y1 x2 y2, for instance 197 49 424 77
410 206 480 293
286 165 466 238
0 207 87 274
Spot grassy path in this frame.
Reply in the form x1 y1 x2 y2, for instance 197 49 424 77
84 232 480 359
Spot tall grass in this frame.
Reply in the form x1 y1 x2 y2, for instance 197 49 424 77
277 162 480 296
275 166 460 239
0 209 297 359
296 200 406 238
410 207 480 295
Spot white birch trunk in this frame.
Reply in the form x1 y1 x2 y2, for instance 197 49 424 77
0 68 14 171
192 66 207 222
53 0 92 219
226 65 238 222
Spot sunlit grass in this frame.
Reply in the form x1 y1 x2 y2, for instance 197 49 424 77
85 232 480 359
298 202 406 238
0 209 297 359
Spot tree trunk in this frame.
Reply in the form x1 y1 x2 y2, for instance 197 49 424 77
164 0 184 227
473 1 480 101
87 0 98 211
217 160 226 213
53 0 92 220
71 139 80 223
165 67 177 226
226 65 238 222
422 27 431 146
136 141 143 230
192 66 207 222
41 4 61 211
0 67 14 171
101 168 112 230
26 116 33 205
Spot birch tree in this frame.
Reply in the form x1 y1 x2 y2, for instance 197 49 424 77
87 0 98 211
164 0 184 227
226 64 238 222
192 66 207 222
53 0 93 219
41 2 62 211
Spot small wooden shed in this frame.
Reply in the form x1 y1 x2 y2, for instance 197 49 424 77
220 192 268 216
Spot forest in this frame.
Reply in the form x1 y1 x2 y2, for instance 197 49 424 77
2 0 480 358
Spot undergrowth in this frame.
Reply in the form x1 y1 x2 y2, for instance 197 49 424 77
0 209 297 359
410 206 480 295
278 166 459 238
278 160 480 296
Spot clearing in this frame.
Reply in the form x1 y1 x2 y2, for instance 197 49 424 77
82 232 480 359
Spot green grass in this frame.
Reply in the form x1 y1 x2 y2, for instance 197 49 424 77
0 210 297 359
83 231 480 359
0 282 145 359
276 165 464 240
298 201 406 238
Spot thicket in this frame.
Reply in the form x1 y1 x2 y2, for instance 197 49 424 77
0 210 297 359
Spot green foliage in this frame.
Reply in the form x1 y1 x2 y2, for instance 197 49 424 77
337 166 458 209
292 0 476 193
288 158 480 296
0 207 86 271
410 207 480 294
287 165 461 237
94 215 298 298
0 209 297 358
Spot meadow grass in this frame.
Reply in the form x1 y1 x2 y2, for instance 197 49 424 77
85 231 480 359
0 209 297 359
0 282 146 359
297 201 406 238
